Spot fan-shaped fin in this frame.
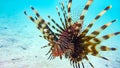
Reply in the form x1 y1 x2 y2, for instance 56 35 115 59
48 15 64 31
56 6 65 29
24 7 58 42
96 55 109 61
48 53 54 60
79 0 93 23
67 0 72 26
81 61 85 68
61 2 68 28
41 43 51 49
47 21 62 33
90 32 120 44
81 5 112 37
84 19 117 40
85 56 94 68
94 44 116 51
76 0 93 35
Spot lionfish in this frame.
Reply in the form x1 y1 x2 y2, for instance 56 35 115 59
24 0 118 68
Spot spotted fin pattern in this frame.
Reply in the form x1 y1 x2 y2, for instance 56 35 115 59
24 7 58 42
81 5 112 37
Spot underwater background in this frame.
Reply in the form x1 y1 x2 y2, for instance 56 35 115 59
0 0 120 68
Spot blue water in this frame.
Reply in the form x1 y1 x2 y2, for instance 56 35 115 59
0 0 120 68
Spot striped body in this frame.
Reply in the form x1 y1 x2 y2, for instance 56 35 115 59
24 0 118 68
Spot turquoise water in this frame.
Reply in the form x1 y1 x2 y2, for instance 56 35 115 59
0 0 120 68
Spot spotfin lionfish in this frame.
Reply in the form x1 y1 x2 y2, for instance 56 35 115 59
24 0 118 68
